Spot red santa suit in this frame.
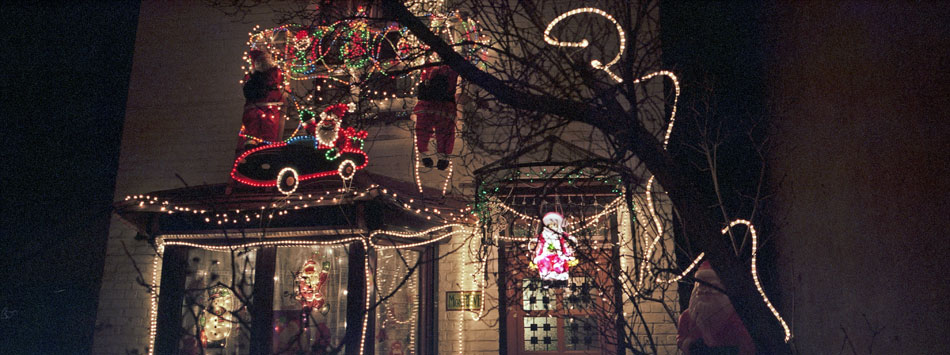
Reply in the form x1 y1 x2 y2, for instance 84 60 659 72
239 50 285 150
413 65 458 156
677 261 755 355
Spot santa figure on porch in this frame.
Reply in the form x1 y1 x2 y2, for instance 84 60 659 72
677 261 755 355
531 212 578 283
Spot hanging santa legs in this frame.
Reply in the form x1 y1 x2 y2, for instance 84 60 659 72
529 212 579 287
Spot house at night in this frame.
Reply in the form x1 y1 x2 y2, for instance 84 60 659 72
90 1 950 354
92 1 680 354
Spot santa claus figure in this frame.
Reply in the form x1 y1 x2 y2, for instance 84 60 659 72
531 212 578 283
304 102 356 149
677 261 755 355
296 253 332 315
238 49 286 152
413 64 459 170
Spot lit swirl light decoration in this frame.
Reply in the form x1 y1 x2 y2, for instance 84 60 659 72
542 8 791 343
722 220 792 342
544 7 625 82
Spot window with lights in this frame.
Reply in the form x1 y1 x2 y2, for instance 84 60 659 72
500 219 618 355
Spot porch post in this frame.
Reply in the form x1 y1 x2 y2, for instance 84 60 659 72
249 246 276 354
609 214 626 354
153 245 187 354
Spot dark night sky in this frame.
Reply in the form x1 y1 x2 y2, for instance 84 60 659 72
0 2 140 353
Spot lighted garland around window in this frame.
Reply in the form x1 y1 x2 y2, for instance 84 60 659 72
147 224 474 355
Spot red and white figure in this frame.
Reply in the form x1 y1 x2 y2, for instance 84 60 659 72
305 102 356 148
238 49 287 151
677 261 755 355
295 253 331 314
531 212 579 281
293 30 311 51
413 65 458 170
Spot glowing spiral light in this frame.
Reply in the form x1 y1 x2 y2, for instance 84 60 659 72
544 8 625 82
722 220 792 342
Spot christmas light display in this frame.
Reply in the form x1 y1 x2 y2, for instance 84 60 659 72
529 212 579 282
199 286 236 348
133 3 798 352
722 220 792 342
544 8 625 82
296 252 332 315
244 9 488 86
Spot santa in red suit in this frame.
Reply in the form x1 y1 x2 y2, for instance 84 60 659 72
677 261 755 355
237 49 286 152
412 64 458 170
304 102 356 149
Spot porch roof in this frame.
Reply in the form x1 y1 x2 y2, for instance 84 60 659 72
114 171 472 240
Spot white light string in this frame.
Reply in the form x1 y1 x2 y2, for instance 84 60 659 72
544 8 625 82
124 184 475 226
411 128 455 197
722 220 792 342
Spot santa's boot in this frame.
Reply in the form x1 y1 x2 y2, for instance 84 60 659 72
436 153 450 170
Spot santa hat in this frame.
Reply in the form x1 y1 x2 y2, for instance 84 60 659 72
542 212 564 227
320 102 357 120
694 261 719 283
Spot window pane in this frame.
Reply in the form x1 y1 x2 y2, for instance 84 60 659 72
523 316 558 351
565 317 599 351
179 248 256 354
522 279 553 311
375 249 421 355
272 246 349 354
563 276 593 310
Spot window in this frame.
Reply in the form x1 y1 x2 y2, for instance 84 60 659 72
502 220 617 355
156 243 435 354
272 246 349 354
178 248 257 354
374 248 422 355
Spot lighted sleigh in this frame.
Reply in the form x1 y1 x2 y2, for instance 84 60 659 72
230 126 369 193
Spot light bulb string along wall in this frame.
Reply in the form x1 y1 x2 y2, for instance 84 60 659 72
123 184 477 226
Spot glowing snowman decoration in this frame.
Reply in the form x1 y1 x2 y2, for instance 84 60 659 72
199 286 236 348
